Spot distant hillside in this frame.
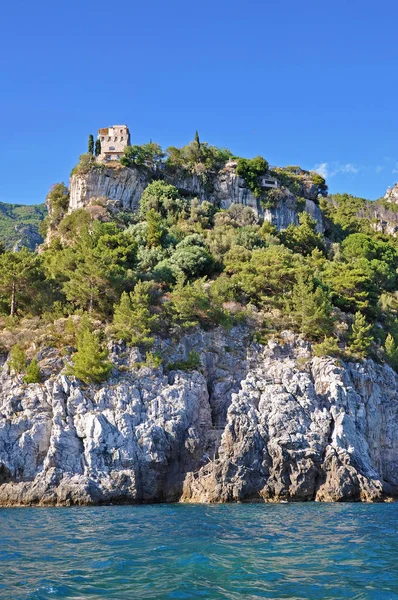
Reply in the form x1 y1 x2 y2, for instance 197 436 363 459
0 201 47 250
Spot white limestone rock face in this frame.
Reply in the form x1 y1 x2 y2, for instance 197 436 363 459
68 164 324 232
69 166 149 212
384 183 398 204
1 332 395 506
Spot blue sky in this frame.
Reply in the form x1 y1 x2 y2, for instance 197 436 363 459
2 0 398 204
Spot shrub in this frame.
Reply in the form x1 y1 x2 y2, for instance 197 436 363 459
69 327 112 384
167 350 201 371
24 357 42 384
9 344 27 374
139 181 182 219
46 183 70 225
236 156 269 197
313 337 340 357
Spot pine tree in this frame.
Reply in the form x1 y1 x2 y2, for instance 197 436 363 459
95 138 101 157
349 312 373 358
9 344 27 374
88 134 94 155
290 272 333 339
113 282 159 347
24 358 42 384
69 328 111 384
385 333 398 370
0 248 38 316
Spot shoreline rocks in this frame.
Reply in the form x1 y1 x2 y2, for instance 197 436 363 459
0 330 397 506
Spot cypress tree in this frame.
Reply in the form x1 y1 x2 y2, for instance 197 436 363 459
95 138 101 157
88 134 94 155
24 357 42 384
349 312 373 358
194 130 200 148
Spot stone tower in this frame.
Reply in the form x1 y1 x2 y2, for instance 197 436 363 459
98 125 130 161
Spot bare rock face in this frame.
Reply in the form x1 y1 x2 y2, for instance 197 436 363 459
68 163 324 232
69 166 149 212
0 329 397 506
384 183 398 205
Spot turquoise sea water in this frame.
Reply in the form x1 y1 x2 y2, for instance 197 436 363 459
1 503 398 599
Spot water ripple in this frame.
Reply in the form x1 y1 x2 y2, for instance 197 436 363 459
0 503 398 599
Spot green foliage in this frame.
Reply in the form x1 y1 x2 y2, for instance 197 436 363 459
144 351 163 368
47 183 69 225
71 153 103 177
319 193 371 240
167 350 201 372
168 277 227 329
112 282 159 347
88 134 94 155
270 168 302 195
290 272 333 340
236 156 269 197
0 248 43 316
45 220 137 316
146 209 166 248
225 245 298 306
166 137 233 175
69 324 111 384
0 201 46 250
120 142 165 169
348 312 374 358
9 344 27 374
313 336 340 357
261 188 284 209
95 138 101 157
310 172 328 196
279 213 325 256
384 333 398 370
23 357 42 383
139 181 182 219
5 145 398 366
167 238 214 279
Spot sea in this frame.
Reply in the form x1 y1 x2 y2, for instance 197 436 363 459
1 503 397 599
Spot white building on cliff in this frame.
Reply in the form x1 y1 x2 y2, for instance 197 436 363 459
98 125 130 161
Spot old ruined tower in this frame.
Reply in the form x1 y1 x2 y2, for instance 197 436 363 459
98 125 130 161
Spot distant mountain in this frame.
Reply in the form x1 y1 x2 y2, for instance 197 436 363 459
0 201 47 250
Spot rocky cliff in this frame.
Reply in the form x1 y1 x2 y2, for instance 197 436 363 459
69 162 324 232
1 328 397 506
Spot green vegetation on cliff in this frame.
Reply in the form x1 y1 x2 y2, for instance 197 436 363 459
2 137 398 383
0 201 46 250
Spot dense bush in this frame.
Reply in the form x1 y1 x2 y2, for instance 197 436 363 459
236 156 269 197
